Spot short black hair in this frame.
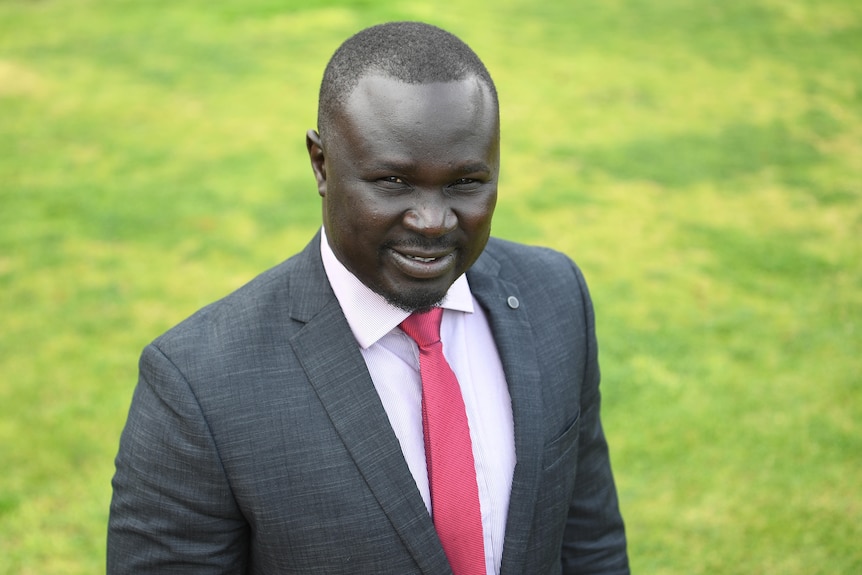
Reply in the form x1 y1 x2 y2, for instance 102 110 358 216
317 21 498 141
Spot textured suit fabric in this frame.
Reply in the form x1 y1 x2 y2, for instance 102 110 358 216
108 234 629 574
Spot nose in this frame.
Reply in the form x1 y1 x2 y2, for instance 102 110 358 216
403 193 458 238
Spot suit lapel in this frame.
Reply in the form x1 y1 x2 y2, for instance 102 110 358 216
468 253 545 575
286 237 452 575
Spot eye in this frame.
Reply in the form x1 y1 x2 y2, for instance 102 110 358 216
449 178 483 191
377 176 409 189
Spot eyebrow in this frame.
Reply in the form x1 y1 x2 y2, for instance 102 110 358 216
458 161 492 174
371 159 491 174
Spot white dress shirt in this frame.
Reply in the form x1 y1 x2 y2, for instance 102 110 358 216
320 228 516 575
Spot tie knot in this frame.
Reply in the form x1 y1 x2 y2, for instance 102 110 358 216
400 307 444 348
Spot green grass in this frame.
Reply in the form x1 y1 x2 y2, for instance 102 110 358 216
1 0 860 573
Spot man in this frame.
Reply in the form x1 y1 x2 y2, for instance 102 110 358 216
108 21 628 574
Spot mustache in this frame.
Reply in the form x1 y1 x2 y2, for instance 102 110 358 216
383 237 458 251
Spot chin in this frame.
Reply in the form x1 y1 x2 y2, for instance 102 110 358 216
382 285 448 313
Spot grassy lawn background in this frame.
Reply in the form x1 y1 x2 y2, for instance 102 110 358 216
1 0 860 573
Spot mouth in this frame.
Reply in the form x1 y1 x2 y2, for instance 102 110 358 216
389 247 457 279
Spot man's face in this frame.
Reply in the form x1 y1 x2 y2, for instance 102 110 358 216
308 75 499 311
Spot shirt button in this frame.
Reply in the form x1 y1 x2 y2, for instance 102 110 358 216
507 296 520 309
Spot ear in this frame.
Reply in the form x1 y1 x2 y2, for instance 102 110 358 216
306 129 327 197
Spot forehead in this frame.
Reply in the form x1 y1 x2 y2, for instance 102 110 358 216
332 74 499 155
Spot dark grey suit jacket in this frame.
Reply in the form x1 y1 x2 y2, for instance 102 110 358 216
108 234 628 574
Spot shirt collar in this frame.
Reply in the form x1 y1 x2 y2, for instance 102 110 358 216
319 227 474 349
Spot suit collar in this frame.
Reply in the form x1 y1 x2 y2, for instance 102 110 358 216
284 232 336 324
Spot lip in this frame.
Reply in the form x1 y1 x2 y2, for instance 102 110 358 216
388 247 457 279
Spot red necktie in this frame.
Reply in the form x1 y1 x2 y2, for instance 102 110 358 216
400 308 486 575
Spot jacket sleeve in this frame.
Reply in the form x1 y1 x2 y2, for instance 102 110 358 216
560 263 629 574
107 343 249 574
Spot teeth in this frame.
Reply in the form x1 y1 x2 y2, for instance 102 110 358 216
407 255 437 263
